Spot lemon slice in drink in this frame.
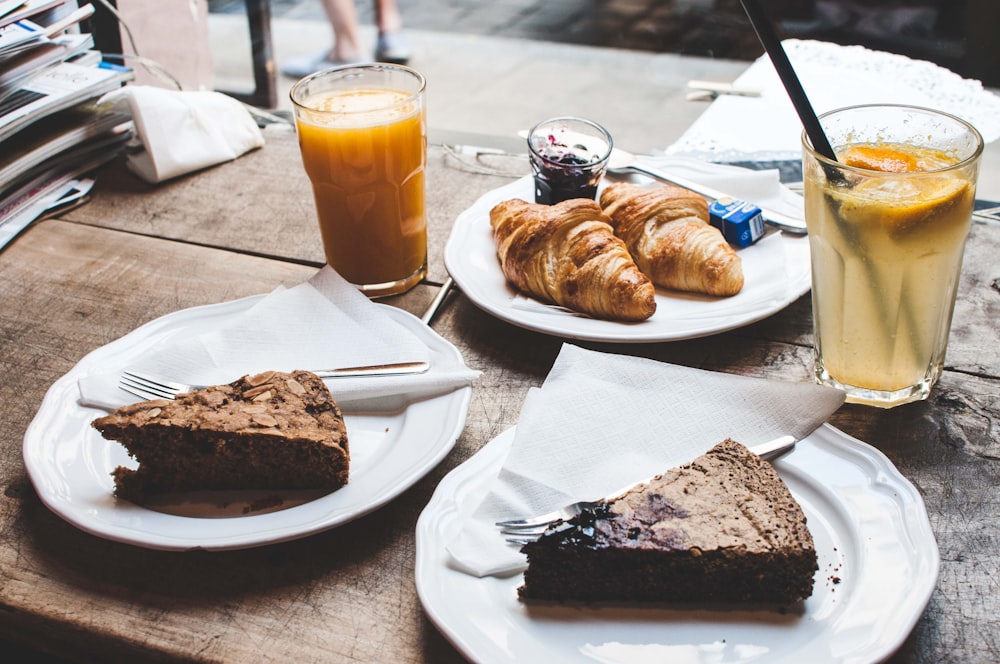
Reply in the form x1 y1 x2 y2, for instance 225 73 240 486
843 145 920 172
843 176 970 237
830 145 972 240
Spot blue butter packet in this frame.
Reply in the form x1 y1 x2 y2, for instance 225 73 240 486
709 198 765 248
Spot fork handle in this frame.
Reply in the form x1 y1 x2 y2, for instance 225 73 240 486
313 361 430 378
752 435 796 461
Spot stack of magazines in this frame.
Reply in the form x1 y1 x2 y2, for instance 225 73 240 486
0 0 133 249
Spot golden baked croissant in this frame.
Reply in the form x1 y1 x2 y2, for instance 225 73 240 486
489 198 656 321
599 182 744 296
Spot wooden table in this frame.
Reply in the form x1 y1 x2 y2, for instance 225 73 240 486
2 123 999 663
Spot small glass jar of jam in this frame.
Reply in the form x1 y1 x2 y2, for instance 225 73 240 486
527 117 613 205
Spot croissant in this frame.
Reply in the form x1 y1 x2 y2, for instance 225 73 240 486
599 182 744 296
489 198 656 322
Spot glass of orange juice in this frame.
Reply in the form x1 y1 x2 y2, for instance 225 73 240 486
290 64 427 297
802 104 983 407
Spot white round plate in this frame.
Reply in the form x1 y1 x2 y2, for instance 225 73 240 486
416 424 939 663
443 176 812 343
23 296 472 551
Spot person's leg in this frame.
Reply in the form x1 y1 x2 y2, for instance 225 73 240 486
281 0 367 78
373 0 403 34
323 0 364 61
373 0 410 64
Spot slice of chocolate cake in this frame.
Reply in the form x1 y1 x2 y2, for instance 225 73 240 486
92 370 349 502
518 438 817 605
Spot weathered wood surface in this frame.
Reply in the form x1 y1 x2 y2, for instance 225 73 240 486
1 129 1000 662
64 128 527 286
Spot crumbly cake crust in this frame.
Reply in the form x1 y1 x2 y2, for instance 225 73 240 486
518 438 817 606
92 370 349 501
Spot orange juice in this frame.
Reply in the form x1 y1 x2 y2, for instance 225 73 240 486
293 77 427 296
802 105 982 407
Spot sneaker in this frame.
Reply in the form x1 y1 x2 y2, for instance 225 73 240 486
375 31 411 65
281 50 366 79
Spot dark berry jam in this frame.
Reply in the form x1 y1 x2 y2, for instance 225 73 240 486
528 120 612 205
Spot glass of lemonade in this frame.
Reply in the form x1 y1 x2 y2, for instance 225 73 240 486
290 64 427 297
802 104 983 408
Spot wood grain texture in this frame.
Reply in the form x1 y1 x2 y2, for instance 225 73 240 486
2 124 999 662
66 128 519 285
0 222 459 663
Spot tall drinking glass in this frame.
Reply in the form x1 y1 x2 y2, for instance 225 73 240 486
290 64 427 297
802 104 983 407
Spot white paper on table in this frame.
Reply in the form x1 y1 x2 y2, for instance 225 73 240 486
77 267 480 411
668 39 1000 162
445 344 845 577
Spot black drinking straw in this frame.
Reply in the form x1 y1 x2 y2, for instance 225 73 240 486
739 0 839 163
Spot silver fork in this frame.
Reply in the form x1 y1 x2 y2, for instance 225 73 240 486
119 362 430 401
495 435 796 544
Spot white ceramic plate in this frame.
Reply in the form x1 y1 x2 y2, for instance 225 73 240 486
22 296 472 551
416 424 939 663
443 176 812 343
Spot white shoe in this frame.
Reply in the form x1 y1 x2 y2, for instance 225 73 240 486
375 32 411 65
281 50 367 79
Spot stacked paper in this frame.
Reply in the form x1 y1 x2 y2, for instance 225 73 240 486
0 1 133 250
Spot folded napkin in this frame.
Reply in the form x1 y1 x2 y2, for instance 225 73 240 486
78 267 480 411
636 155 805 221
446 344 844 577
669 39 1000 162
98 85 265 184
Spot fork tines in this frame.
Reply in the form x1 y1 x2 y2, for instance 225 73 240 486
119 375 174 401
496 519 564 546
499 524 549 536
494 509 579 544
118 371 188 401
495 500 592 531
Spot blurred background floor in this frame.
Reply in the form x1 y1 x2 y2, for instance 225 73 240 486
208 0 999 88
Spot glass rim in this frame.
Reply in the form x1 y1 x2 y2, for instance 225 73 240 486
526 115 614 165
289 63 426 114
801 103 985 175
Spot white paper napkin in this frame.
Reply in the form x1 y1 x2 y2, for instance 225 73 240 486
635 155 805 222
98 85 265 183
445 344 845 577
77 267 480 410
669 39 1000 162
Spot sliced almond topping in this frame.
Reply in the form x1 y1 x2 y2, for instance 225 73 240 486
243 384 272 399
251 389 273 402
201 390 227 407
146 407 162 418
242 404 267 414
246 371 277 387
251 413 279 427
285 378 307 395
